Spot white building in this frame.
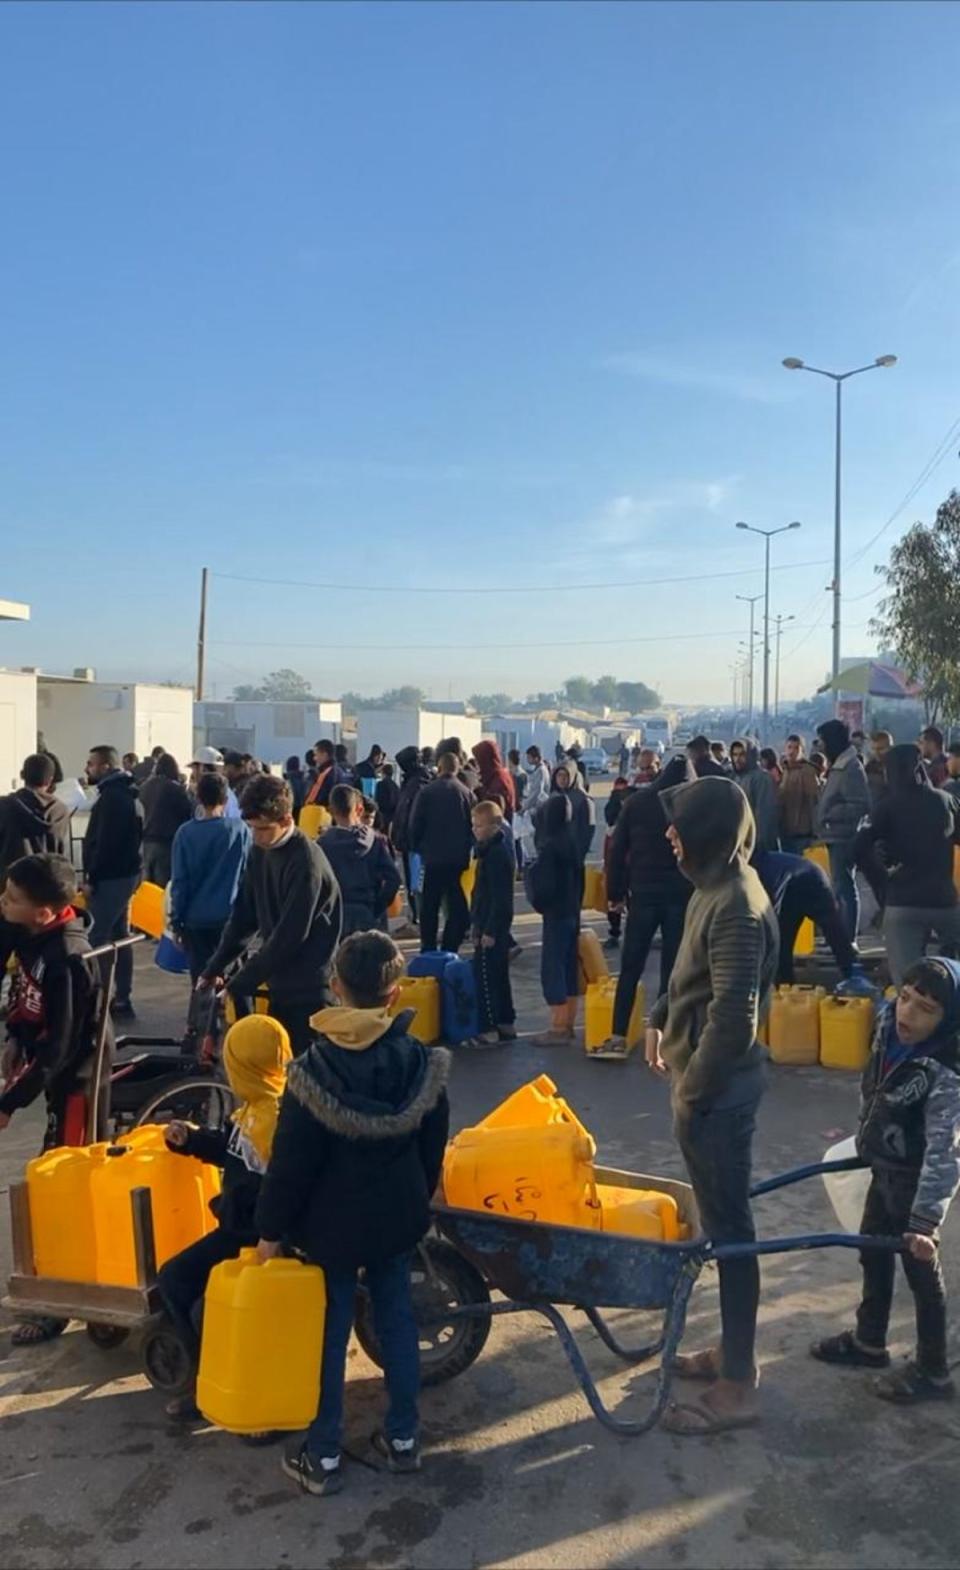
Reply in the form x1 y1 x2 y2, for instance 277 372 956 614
194 699 342 765
0 669 39 792
487 712 593 760
356 708 483 765
37 675 194 778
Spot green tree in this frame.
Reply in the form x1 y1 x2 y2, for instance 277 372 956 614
616 680 661 712
563 675 594 707
871 490 960 727
378 686 426 709
231 668 314 702
590 674 620 708
469 692 516 713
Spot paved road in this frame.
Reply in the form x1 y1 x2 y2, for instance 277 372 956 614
1 797 958 1569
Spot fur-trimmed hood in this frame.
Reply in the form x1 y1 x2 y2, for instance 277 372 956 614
286 1017 451 1141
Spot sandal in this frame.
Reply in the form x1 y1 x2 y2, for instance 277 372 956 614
669 1347 723 1381
661 1390 759 1436
11 1318 67 1347
875 1361 956 1404
810 1331 890 1369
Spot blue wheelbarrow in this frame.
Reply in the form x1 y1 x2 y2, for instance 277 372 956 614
354 1155 897 1435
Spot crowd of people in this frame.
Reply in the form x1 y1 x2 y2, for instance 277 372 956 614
0 715 958 1481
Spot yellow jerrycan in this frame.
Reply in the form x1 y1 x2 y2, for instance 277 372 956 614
198 1249 327 1433
389 975 441 1045
596 1184 682 1242
581 866 607 914
460 858 477 902
299 803 331 840
819 995 874 1071
26 1145 102 1282
443 1121 598 1228
130 880 165 937
584 978 646 1054
477 1074 570 1131
577 929 609 993
91 1143 220 1285
767 986 825 1066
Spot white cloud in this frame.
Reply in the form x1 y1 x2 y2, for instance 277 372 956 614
603 351 786 405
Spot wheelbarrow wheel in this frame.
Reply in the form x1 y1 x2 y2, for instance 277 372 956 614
86 1322 130 1350
354 1239 491 1387
142 1323 196 1395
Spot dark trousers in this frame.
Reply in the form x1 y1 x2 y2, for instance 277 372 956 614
182 926 225 987
420 864 470 955
157 1227 251 1362
307 1252 419 1458
540 912 579 1006
474 936 515 1030
777 874 856 985
401 852 419 924
227 980 333 1055
87 873 140 1007
856 1169 948 1376
828 840 860 941
675 1065 764 1382
613 896 687 1037
143 839 173 888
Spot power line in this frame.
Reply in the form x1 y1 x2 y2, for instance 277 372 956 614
845 412 960 570
210 625 810 655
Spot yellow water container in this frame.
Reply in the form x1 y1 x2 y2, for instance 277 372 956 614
804 844 831 879
954 845 960 892
819 995 874 1071
224 987 271 1025
596 1183 681 1241
767 985 825 1066
130 880 165 938
477 1075 585 1133
461 859 477 902
583 978 646 1053
26 1146 101 1281
577 929 609 993
91 1143 220 1286
443 1122 598 1227
794 916 816 956
198 1249 327 1434
299 803 331 839
389 975 441 1045
582 866 607 914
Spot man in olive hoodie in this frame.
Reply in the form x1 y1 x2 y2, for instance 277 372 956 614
646 776 778 1435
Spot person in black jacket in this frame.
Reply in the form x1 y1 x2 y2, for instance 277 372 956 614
550 763 594 864
320 785 400 937
139 752 192 887
83 745 144 1019
469 802 516 1045
256 931 450 1494
200 775 342 1052
355 745 385 783
388 746 431 933
603 756 691 1055
528 794 583 1046
409 751 475 954
602 777 633 950
157 1014 292 1419
0 753 71 885
374 763 400 835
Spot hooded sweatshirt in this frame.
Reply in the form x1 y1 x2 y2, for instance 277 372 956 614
391 746 433 853
0 908 104 1121
0 788 71 882
650 777 778 1108
320 821 401 933
472 740 516 821
83 770 144 884
255 1006 450 1268
550 765 594 863
731 743 779 852
855 743 960 909
606 756 691 904
527 795 582 917
816 722 870 845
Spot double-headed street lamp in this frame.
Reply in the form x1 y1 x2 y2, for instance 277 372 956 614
736 522 801 741
782 354 897 689
735 593 763 729
774 612 796 718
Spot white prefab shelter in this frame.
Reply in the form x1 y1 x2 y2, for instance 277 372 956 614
488 713 593 759
0 670 38 792
37 677 194 779
194 700 343 765
356 709 483 766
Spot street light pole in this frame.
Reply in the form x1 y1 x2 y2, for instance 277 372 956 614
774 612 796 718
782 353 897 690
735 594 762 731
735 523 801 743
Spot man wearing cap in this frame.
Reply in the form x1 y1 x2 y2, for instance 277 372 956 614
189 748 242 821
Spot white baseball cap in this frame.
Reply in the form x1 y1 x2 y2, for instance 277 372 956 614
191 746 224 766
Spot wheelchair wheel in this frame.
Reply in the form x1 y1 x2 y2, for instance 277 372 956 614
142 1323 196 1395
354 1238 491 1387
134 1077 237 1131
86 1322 130 1350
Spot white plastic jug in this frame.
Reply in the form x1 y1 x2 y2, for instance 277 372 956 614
821 1137 870 1234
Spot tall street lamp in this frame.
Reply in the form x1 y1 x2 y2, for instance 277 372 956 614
782 353 897 690
735 594 763 729
774 612 796 719
736 522 801 742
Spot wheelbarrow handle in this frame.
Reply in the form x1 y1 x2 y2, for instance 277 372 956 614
711 1231 905 1261
749 1156 867 1198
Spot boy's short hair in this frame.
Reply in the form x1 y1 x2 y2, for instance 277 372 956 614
330 783 362 819
922 726 944 749
902 958 955 1017
240 775 293 822
90 744 119 769
21 753 55 789
335 931 405 1007
6 853 77 910
786 733 802 746
526 745 541 761
315 739 335 762
197 771 228 808
472 800 503 825
436 752 459 776
382 763 394 778
688 735 711 757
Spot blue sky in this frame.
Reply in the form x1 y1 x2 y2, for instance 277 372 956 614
2 0 959 706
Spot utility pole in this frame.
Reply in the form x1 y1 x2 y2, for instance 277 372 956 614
196 567 209 701
774 612 796 719
735 523 801 743
735 593 763 732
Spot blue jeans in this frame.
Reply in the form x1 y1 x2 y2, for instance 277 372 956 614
828 841 859 941
540 913 579 1006
307 1252 419 1459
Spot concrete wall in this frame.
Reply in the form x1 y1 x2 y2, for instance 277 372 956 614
356 709 483 764
194 700 342 764
37 680 193 778
0 670 38 792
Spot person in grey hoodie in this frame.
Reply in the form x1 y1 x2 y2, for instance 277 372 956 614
729 741 779 852
816 719 871 941
320 786 400 937
646 776 778 1436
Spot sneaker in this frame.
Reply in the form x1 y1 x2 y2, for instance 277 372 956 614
531 1028 574 1047
460 1033 504 1050
371 1430 422 1473
497 1025 518 1041
591 1034 629 1059
110 1000 137 1021
835 965 877 999
282 1442 343 1495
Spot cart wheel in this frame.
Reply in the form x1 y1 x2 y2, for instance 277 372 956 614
134 1077 237 1132
86 1322 130 1350
354 1239 491 1387
142 1324 196 1395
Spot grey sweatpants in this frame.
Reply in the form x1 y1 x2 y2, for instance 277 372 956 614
883 903 960 987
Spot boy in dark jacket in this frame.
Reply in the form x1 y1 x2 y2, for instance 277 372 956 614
0 754 71 884
320 785 400 937
158 1014 291 1418
469 802 516 1046
84 745 144 1019
812 958 960 1402
409 752 475 954
257 931 450 1495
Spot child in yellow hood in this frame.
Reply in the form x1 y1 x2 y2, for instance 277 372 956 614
157 1013 291 1420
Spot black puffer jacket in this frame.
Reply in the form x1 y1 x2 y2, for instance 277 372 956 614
84 770 144 884
256 1013 450 1269
607 757 690 904
391 748 433 853
855 744 960 909
409 774 475 869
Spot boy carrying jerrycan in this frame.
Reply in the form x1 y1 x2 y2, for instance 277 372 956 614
255 930 451 1496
